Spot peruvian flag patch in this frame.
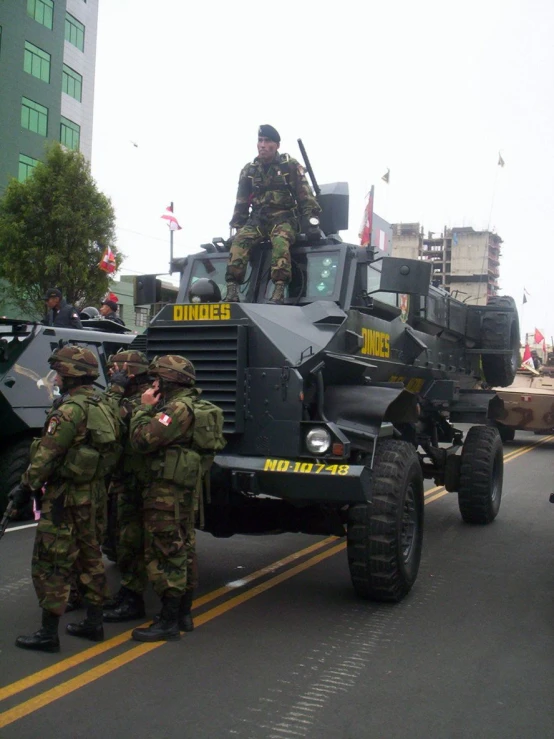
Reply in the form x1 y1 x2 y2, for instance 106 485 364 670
158 414 172 426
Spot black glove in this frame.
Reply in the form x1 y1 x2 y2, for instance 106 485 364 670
8 483 32 510
110 370 131 390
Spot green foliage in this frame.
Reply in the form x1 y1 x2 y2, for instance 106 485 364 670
0 143 122 318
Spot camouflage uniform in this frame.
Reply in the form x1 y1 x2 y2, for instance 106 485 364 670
226 153 321 285
129 386 198 599
23 395 111 617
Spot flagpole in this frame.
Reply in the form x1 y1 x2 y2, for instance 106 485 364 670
169 200 174 275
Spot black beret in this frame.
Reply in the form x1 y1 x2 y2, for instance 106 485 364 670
42 288 62 300
258 124 280 143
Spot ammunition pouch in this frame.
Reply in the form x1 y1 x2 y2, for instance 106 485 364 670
156 446 202 490
60 445 101 483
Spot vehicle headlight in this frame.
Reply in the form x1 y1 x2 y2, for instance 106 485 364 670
306 427 331 454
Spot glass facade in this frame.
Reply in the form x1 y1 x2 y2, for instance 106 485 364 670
24 42 51 83
18 154 39 182
60 117 80 150
21 97 48 137
62 65 83 102
65 13 85 52
27 0 54 30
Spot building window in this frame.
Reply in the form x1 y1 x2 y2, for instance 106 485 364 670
24 42 51 83
21 97 48 137
27 0 54 30
18 154 39 182
134 307 149 327
60 117 80 150
62 65 82 101
65 13 85 52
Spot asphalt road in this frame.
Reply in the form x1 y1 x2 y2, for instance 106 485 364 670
0 432 552 738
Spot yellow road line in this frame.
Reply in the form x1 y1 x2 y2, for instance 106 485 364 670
0 536 337 704
1 434 552 726
0 543 346 729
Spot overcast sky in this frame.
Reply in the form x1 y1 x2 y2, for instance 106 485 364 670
91 0 554 342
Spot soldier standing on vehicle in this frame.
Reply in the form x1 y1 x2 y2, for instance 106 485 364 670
225 124 321 305
102 350 153 623
42 288 83 329
99 293 125 326
128 355 223 642
8 346 120 652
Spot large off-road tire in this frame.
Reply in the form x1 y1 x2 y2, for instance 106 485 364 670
480 296 520 387
347 440 424 603
0 438 34 520
496 423 515 443
458 426 503 524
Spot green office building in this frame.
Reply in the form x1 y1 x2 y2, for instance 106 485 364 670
0 0 99 193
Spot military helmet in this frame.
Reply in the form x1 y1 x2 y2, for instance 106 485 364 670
189 278 222 304
48 345 99 378
107 349 149 376
80 306 100 320
148 355 196 386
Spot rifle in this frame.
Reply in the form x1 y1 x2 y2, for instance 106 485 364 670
297 139 321 196
0 501 15 542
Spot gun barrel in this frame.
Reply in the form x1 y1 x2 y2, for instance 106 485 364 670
0 500 15 541
297 139 321 196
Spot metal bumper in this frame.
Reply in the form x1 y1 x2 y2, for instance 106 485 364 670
214 454 371 503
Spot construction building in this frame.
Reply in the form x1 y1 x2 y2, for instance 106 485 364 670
391 223 501 305
0 0 99 192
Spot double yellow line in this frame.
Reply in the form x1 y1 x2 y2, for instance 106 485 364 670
0 434 552 728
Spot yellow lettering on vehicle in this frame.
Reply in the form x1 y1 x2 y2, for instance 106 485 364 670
262 459 350 475
172 303 231 321
361 328 391 358
388 375 425 393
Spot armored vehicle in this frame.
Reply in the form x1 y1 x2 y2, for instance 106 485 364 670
136 159 519 602
0 317 136 516
490 367 554 441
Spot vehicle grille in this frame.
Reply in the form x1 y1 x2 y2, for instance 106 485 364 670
145 323 246 433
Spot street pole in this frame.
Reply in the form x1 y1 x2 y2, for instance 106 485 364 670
169 200 174 276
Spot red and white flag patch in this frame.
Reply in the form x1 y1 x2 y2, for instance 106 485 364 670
158 413 172 426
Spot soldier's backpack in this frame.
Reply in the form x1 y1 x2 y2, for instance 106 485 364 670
61 393 123 483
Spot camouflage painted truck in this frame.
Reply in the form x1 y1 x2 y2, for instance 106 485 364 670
490 366 554 441
132 168 520 602
0 316 135 516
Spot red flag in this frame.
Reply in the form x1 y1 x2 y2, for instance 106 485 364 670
534 328 545 344
98 245 116 274
521 343 535 370
161 205 182 231
359 186 374 247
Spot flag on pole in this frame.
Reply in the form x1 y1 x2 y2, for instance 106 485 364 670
161 205 182 231
98 245 117 274
498 152 505 167
358 186 374 247
521 343 535 370
381 169 390 184
534 328 545 344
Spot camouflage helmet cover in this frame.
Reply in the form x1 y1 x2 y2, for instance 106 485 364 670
149 355 196 385
107 349 149 376
48 345 100 378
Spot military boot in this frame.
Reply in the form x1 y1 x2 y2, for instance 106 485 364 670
224 282 240 302
178 590 194 632
103 587 145 622
267 281 286 305
66 605 104 642
15 610 60 653
131 596 181 642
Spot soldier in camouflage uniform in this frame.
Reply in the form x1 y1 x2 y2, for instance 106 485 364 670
102 350 152 622
129 355 202 642
9 347 117 653
225 124 321 305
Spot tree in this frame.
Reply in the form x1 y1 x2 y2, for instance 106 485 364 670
0 143 122 318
